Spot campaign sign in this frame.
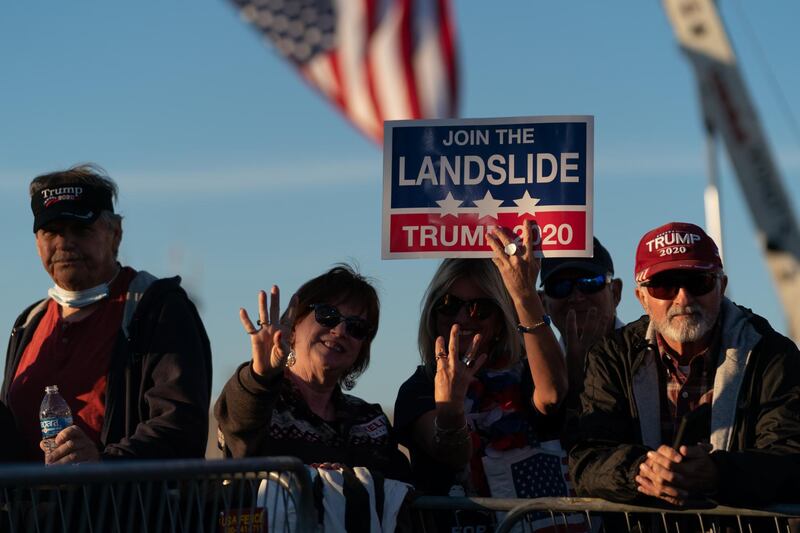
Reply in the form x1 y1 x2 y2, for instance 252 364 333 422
382 116 594 259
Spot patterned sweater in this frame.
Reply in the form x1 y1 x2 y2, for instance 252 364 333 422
215 363 410 481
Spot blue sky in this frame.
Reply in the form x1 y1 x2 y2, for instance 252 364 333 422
1 2 798 412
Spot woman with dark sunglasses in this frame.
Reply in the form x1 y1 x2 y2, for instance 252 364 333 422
214 265 410 481
393 222 569 505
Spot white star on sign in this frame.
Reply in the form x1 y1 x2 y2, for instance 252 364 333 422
513 191 540 216
436 192 463 218
473 191 504 220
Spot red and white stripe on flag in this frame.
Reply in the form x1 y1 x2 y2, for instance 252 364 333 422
229 0 459 143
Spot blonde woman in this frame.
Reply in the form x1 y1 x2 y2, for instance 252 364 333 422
394 222 568 497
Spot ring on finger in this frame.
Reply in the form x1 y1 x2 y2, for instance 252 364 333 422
460 354 475 368
504 239 525 256
257 319 267 327
435 351 448 360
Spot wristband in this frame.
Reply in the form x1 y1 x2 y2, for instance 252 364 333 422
517 315 551 334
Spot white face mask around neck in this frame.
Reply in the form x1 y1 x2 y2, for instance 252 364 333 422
47 266 121 309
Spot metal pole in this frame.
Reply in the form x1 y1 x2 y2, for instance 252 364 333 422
704 123 725 266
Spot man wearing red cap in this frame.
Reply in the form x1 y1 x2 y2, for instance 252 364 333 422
569 222 800 506
2 164 212 463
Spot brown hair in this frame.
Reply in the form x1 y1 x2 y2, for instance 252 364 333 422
282 264 380 390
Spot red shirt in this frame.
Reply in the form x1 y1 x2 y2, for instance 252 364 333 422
8 268 136 461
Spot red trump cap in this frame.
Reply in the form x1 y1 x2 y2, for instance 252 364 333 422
634 222 722 282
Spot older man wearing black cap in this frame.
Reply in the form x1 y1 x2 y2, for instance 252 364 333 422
569 222 800 507
1 164 212 464
540 237 623 408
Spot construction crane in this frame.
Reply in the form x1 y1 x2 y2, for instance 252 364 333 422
662 0 800 343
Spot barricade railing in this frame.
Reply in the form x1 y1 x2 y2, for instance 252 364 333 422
0 457 315 533
2 460 796 532
410 495 800 533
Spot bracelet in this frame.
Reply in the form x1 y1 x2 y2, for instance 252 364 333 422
517 315 551 334
433 416 469 446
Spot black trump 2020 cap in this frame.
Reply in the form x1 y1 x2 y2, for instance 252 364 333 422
31 184 114 233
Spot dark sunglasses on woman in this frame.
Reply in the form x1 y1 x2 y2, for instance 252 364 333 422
310 303 372 340
639 271 719 300
434 294 498 320
543 273 611 299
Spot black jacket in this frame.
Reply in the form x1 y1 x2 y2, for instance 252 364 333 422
568 298 800 505
2 272 212 460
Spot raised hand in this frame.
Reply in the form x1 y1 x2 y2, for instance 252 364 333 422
485 220 540 304
239 285 290 376
564 307 610 392
433 324 487 415
485 219 567 414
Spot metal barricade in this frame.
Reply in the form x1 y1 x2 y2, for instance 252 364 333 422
0 457 315 533
410 495 519 532
495 498 800 533
410 495 800 533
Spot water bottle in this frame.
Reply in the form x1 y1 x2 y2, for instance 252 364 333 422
40 385 73 455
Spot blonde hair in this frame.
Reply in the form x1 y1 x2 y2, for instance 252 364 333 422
417 258 522 368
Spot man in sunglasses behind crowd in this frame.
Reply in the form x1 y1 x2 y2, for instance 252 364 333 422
569 222 800 506
539 237 623 409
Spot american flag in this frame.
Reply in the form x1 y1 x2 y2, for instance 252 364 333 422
229 0 459 143
510 452 589 533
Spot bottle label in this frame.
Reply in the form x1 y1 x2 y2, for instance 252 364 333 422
40 416 72 439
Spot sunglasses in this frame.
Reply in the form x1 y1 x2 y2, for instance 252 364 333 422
310 304 372 341
543 274 611 299
639 272 719 300
434 294 498 320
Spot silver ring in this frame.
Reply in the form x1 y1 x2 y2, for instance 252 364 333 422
461 355 475 368
504 242 519 256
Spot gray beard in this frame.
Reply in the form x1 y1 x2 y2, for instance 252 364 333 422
649 305 718 343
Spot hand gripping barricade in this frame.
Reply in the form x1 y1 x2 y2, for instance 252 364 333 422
258 465 412 533
0 457 314 533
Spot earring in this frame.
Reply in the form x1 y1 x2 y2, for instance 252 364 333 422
285 350 296 368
